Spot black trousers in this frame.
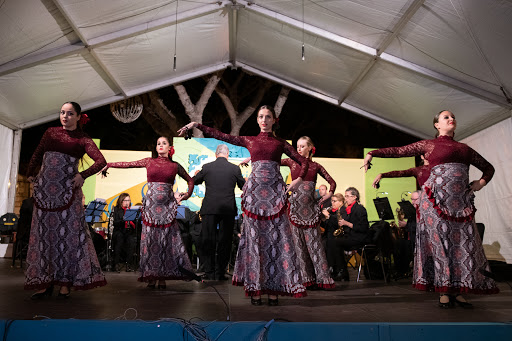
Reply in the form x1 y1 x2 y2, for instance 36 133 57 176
200 214 235 278
112 228 137 266
327 236 366 273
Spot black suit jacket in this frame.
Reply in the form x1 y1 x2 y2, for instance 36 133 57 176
343 202 371 244
193 157 245 216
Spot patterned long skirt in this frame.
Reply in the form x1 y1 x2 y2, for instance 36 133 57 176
233 161 306 297
138 182 193 282
25 152 106 290
413 163 498 294
289 181 334 288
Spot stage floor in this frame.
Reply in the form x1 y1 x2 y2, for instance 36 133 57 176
1 259 511 323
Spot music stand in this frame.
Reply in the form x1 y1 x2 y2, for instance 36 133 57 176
373 197 394 220
85 200 106 224
123 207 141 222
176 205 190 221
397 201 416 220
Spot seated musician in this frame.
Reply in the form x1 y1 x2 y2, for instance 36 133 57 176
334 187 372 281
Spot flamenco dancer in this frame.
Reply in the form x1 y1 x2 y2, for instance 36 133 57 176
278 136 336 289
102 137 194 289
178 105 308 306
363 110 498 308
25 102 107 299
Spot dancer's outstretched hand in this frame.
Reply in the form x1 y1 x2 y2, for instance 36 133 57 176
362 154 373 173
177 122 198 136
372 174 382 189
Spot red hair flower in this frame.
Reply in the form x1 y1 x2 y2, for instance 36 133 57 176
312 147 316 155
168 146 175 158
79 113 90 125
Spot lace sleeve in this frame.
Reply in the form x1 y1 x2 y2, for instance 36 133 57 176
283 141 309 178
469 148 495 183
80 137 107 179
197 124 246 148
381 168 417 179
369 140 428 158
317 163 336 193
177 163 194 197
27 129 50 177
107 158 150 169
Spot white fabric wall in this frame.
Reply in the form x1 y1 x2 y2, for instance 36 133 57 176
461 117 512 264
0 124 13 215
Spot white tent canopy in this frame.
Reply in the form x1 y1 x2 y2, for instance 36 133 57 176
0 1 511 260
0 0 510 135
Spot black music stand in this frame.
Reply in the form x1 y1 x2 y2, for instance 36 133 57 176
85 200 106 224
373 197 394 221
397 201 416 220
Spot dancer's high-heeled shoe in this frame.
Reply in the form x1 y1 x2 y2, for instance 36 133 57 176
31 286 54 300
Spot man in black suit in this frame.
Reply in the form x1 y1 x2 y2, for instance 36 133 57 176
193 144 245 280
334 187 371 281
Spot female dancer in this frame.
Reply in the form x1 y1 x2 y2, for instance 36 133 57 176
102 137 194 289
178 105 308 306
281 136 335 289
363 110 498 307
26 102 107 298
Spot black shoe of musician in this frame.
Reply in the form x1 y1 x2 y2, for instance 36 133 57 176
126 265 133 272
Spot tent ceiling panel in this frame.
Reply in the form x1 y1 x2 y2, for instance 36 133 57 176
253 0 410 49
385 0 512 98
237 10 373 99
93 11 229 94
346 60 508 139
56 0 210 41
0 0 80 65
0 53 118 127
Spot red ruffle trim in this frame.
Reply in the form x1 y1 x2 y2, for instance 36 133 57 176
141 218 176 228
424 185 475 223
412 283 500 295
232 280 308 298
316 282 335 289
288 205 320 229
138 275 188 282
33 189 77 212
25 279 107 291
242 203 288 221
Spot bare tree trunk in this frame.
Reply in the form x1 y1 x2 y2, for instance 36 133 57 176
215 79 273 136
174 70 223 137
274 87 291 118
141 92 177 138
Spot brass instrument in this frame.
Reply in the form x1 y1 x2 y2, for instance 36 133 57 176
333 209 345 237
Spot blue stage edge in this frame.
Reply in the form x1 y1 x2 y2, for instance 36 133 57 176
1 320 511 340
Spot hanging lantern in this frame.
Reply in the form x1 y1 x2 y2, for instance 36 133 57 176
110 96 143 123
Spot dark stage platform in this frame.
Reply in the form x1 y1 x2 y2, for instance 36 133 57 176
1 259 511 323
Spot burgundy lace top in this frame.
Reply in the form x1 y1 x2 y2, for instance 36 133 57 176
369 136 495 183
381 165 431 188
27 127 106 179
107 157 194 197
197 124 309 178
281 158 336 193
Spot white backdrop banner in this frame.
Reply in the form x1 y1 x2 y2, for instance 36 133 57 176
462 117 512 264
0 124 13 216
